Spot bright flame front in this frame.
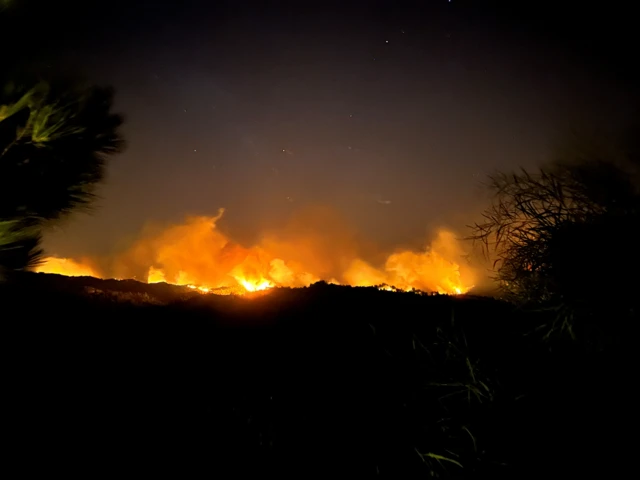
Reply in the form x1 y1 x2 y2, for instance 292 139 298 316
34 257 98 278
237 278 274 292
34 208 476 296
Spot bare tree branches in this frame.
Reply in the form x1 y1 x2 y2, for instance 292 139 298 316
467 159 640 309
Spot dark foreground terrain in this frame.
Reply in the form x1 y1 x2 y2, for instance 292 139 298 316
2 273 634 477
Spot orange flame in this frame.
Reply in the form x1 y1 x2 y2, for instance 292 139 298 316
35 207 476 296
34 257 99 278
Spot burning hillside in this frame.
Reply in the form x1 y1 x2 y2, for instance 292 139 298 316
35 206 477 296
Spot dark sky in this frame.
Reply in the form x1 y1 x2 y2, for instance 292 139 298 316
2 0 638 258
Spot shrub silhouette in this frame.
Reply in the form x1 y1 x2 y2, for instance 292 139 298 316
468 136 640 341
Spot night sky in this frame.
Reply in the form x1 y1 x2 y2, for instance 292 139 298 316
3 1 638 259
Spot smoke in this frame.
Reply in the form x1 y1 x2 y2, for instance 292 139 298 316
36 205 485 295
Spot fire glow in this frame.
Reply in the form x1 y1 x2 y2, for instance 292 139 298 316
35 207 476 296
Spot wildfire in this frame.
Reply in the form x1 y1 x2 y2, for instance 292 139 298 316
34 207 477 296
34 257 98 278
186 284 211 293
236 278 274 292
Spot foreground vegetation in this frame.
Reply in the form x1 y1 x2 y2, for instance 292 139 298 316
3 273 634 477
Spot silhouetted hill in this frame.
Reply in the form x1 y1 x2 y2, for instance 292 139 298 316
2 273 634 478
12 271 211 303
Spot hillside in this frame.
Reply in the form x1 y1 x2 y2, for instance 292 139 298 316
2 273 633 477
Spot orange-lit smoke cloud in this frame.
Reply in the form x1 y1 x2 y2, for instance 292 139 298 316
36 206 478 295
34 256 100 278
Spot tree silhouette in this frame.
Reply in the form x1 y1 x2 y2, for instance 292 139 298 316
468 137 640 339
0 80 124 273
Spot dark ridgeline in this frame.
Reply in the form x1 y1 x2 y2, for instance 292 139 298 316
2 274 635 477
